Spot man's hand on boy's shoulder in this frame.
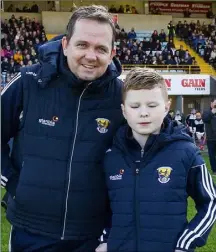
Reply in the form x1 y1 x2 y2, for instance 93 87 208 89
95 243 107 252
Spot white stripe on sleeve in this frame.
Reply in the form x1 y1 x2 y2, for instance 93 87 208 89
1 72 21 96
177 164 216 250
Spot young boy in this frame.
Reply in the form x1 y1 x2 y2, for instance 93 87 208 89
194 112 205 151
96 68 216 252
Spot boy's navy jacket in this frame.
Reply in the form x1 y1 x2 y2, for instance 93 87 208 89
103 119 216 252
1 38 124 239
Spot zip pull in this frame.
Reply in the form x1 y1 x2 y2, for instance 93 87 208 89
135 160 140 175
141 148 144 158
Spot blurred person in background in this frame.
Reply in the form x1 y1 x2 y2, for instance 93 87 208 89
203 98 216 175
194 112 205 151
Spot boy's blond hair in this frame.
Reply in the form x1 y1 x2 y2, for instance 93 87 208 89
122 68 168 102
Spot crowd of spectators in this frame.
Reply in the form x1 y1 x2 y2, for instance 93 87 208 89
115 26 199 73
3 14 215 89
175 20 216 69
109 5 138 14
7 2 39 13
1 15 48 87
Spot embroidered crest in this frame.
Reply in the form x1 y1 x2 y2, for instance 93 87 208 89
157 167 172 184
96 118 110 133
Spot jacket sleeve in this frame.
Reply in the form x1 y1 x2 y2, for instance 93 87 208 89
1 72 23 197
176 150 216 251
202 110 214 123
99 194 112 244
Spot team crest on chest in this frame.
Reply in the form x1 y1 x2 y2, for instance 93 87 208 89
96 118 110 134
157 167 172 184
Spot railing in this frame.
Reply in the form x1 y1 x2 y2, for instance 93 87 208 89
121 64 214 75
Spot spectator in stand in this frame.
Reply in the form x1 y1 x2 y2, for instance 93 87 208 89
9 59 20 74
118 29 127 39
206 8 214 19
151 30 160 42
109 5 117 13
132 55 142 64
166 39 175 50
122 55 131 64
127 27 136 39
118 5 124 13
7 4 14 12
165 54 175 65
177 45 186 58
183 8 191 18
13 50 23 64
31 2 39 13
4 45 13 59
1 57 10 72
209 48 216 64
131 6 138 14
125 5 132 14
23 4 31 12
159 29 166 42
180 25 189 41
167 21 175 41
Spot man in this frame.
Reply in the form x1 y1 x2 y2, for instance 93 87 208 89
1 5 124 251
203 98 216 175
186 108 196 137
167 21 175 41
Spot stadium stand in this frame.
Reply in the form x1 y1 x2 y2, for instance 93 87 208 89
1 14 47 88
1 12 216 89
175 19 216 70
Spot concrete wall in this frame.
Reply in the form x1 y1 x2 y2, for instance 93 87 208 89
59 0 144 13
41 11 172 34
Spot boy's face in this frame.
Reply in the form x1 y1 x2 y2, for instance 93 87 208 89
121 87 169 136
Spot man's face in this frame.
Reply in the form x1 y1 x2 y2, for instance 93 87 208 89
121 88 169 137
62 19 115 81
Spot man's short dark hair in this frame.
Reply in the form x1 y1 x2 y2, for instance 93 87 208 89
211 97 216 102
66 5 116 49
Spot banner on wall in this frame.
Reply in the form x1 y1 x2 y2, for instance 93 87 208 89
149 1 212 14
118 74 210 95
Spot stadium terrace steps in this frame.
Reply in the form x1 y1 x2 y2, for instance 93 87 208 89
47 34 59 41
46 33 215 75
174 37 216 75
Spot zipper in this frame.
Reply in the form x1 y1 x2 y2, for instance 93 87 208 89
141 148 144 158
134 148 144 250
134 149 143 251
134 161 140 252
61 83 91 240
